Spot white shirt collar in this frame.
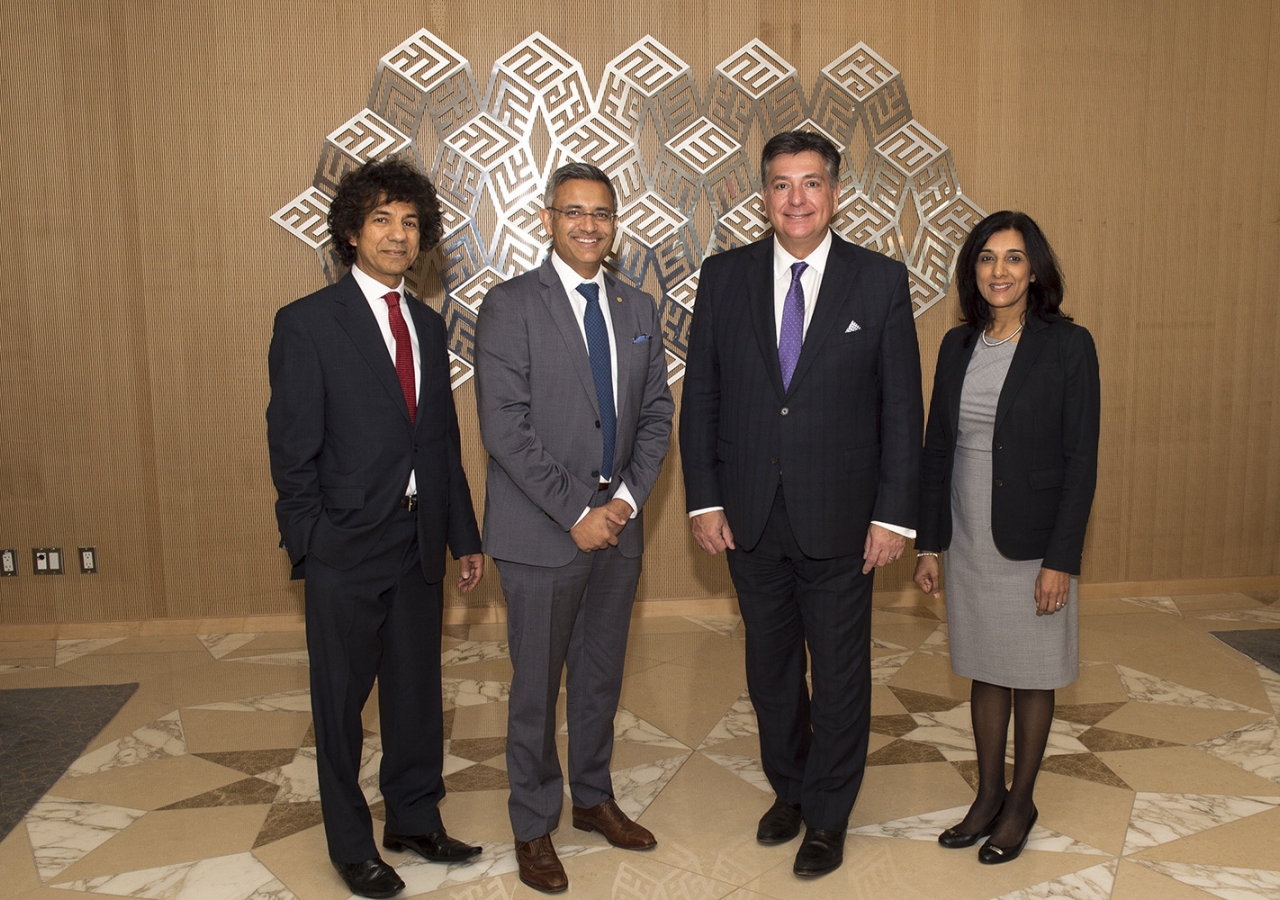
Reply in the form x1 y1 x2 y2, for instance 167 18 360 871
349 264 406 304
773 229 833 280
549 250 606 297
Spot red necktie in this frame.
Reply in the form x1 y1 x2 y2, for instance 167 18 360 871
383 291 416 425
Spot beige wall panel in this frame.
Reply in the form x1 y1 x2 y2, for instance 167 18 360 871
0 0 1277 624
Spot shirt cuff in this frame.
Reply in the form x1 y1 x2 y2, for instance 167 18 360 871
872 520 916 539
612 480 638 519
688 506 725 518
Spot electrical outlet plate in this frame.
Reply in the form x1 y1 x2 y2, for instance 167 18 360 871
79 547 98 574
33 547 64 575
1 549 16 576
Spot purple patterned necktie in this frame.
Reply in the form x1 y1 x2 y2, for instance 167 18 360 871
778 261 808 390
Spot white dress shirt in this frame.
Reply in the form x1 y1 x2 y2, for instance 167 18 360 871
350 264 419 496
547 251 639 523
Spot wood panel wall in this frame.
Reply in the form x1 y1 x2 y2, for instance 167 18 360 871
1 0 1277 625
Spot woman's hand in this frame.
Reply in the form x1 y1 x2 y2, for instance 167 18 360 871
913 555 942 598
1035 567 1071 615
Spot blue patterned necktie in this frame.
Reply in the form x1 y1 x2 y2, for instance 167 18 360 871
577 282 616 480
778 261 808 390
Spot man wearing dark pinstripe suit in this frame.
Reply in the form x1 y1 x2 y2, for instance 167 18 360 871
679 131 923 878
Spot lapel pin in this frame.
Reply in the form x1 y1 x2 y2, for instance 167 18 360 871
615 296 622 303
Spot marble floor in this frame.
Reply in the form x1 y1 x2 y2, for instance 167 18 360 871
3 591 1280 900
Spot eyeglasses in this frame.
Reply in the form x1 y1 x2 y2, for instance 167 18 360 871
546 207 617 222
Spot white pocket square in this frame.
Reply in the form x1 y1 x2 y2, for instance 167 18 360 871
845 320 862 334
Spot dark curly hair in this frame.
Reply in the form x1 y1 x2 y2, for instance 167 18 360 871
955 210 1069 329
327 156 443 267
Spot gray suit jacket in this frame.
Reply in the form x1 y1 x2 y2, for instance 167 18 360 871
475 256 674 567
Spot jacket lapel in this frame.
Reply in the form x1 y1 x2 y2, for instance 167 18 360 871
333 274 412 425
747 241 786 398
603 270 634 430
539 257 601 416
995 316 1051 434
787 233 854 393
947 329 980 437
405 291 438 430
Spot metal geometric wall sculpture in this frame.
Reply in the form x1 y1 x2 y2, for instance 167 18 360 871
273 31 985 390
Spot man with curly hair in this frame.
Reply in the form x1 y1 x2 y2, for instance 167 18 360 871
268 156 485 898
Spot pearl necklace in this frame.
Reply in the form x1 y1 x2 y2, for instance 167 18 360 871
981 323 1023 347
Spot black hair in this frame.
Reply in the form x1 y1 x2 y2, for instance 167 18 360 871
955 210 1069 329
327 156 443 266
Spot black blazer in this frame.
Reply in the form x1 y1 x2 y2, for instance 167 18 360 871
680 233 923 558
266 272 481 581
916 316 1100 574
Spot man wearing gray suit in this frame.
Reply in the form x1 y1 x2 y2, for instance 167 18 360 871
474 163 674 894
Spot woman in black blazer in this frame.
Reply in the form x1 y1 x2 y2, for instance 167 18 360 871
913 211 1099 864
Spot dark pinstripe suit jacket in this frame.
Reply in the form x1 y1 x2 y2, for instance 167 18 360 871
680 233 923 557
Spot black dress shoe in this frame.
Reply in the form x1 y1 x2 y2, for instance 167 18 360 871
757 800 803 844
332 857 405 899
793 827 845 877
938 808 1001 849
978 806 1038 865
383 828 482 862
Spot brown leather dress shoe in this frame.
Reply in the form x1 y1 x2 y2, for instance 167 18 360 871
572 798 657 850
515 834 568 893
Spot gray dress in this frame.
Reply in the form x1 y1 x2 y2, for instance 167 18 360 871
944 337 1079 689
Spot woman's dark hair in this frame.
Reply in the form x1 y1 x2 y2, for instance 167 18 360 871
955 210 1069 328
328 156 443 266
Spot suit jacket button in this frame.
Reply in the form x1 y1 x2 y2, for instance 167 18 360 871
595 420 601 428
780 407 789 416
592 470 600 479
994 441 1003 450
994 479 1003 487
770 456 778 465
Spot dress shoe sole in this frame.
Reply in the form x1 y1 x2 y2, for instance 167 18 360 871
794 854 844 878
572 820 657 850
794 863 842 878
757 832 801 845
381 839 479 862
519 873 568 894
332 863 404 899
382 831 482 863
